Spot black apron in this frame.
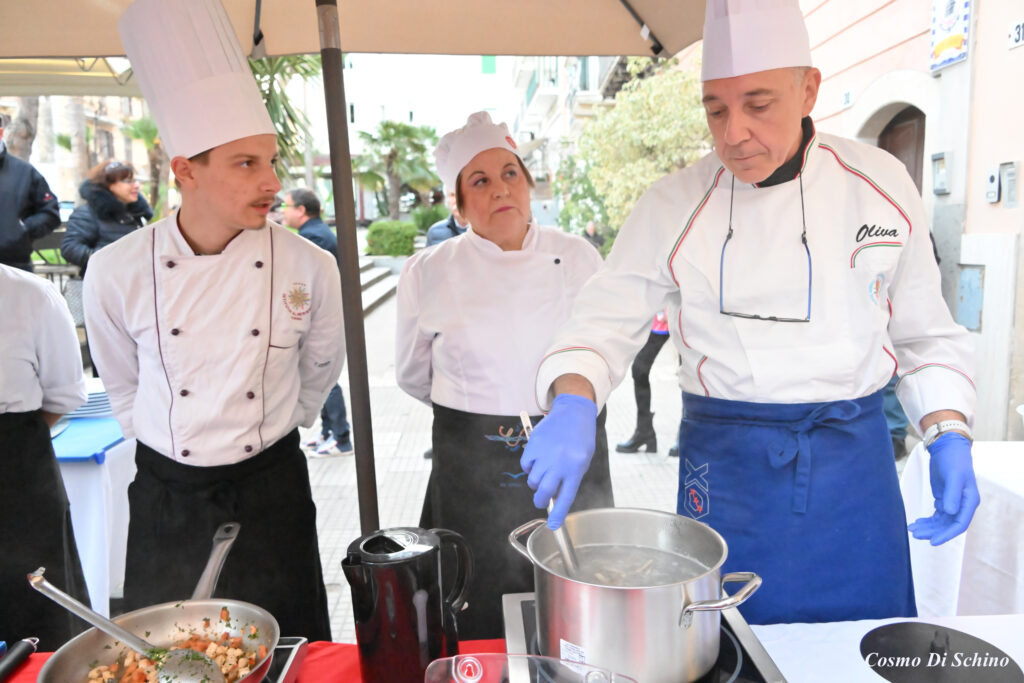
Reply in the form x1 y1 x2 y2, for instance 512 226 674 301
422 405 614 640
123 429 331 641
0 411 88 650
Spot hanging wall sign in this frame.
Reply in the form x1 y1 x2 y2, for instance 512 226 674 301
931 0 971 71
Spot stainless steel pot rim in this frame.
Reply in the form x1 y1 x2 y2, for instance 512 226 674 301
524 507 729 587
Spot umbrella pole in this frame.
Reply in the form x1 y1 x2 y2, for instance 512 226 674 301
315 0 379 534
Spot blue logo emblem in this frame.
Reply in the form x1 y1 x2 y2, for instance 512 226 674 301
683 458 710 519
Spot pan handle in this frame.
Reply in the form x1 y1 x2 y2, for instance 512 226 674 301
192 522 241 600
508 518 545 562
678 572 762 628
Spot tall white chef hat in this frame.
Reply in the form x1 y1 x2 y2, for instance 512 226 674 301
701 0 812 82
435 111 521 195
118 0 276 160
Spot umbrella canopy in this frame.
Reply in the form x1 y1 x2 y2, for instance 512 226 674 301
0 0 706 533
1 1 703 59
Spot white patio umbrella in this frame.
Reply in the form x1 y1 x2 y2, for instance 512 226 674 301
0 0 705 532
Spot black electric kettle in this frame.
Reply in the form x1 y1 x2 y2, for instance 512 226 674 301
342 527 472 683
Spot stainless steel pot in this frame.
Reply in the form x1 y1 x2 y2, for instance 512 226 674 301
38 522 280 683
509 507 760 683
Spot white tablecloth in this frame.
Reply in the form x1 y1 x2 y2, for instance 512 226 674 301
900 440 1024 617
58 438 135 617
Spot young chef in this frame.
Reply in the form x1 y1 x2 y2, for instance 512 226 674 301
83 0 344 640
0 264 88 649
521 0 978 625
395 112 614 639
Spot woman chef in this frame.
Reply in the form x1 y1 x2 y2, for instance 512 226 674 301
83 0 344 641
0 264 88 649
395 112 614 639
521 0 978 626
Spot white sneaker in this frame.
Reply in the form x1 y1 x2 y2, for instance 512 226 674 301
316 437 338 454
305 435 329 450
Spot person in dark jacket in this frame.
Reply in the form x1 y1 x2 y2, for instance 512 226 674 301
582 220 605 250
282 187 353 457
61 160 152 273
0 113 61 272
425 191 468 247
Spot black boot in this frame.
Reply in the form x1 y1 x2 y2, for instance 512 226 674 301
616 413 657 453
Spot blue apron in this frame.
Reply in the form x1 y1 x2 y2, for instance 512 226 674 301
677 390 916 625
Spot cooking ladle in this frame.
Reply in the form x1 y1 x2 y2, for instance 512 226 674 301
28 521 242 683
520 411 581 579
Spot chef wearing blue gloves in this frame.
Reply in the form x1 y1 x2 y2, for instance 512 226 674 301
522 0 978 625
396 112 614 639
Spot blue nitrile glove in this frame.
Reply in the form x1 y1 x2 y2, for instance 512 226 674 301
908 433 980 546
520 393 597 530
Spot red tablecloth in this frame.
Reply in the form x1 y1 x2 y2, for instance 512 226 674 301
8 639 507 682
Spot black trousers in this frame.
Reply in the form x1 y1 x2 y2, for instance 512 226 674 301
0 411 89 650
631 332 670 417
124 430 331 641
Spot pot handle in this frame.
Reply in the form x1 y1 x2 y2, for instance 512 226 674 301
678 571 762 628
508 518 545 562
432 528 474 613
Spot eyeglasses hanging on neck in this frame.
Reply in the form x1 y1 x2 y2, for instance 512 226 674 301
719 174 812 323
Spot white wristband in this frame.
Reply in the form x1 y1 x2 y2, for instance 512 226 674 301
923 420 972 448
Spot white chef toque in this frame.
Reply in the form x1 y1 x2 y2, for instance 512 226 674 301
118 0 276 160
701 0 812 82
435 111 521 195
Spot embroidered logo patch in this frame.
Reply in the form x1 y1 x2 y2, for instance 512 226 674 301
683 458 710 520
484 425 529 452
283 283 312 319
505 135 518 150
869 273 885 305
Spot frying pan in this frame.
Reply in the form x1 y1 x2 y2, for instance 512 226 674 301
37 522 280 683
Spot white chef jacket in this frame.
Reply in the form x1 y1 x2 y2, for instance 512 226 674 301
83 214 344 466
536 130 975 433
396 222 602 416
0 264 86 415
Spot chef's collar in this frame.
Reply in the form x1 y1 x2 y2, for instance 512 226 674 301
168 209 264 256
466 220 537 253
755 117 815 188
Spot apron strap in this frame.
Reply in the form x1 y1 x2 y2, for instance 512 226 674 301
766 400 865 513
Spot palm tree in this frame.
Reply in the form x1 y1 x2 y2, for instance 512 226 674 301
123 116 169 216
356 121 439 219
248 55 321 180
5 97 39 160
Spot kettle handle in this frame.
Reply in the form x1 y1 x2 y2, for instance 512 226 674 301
432 528 473 613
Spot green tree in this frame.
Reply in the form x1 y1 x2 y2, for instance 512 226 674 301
577 58 710 231
123 116 169 216
356 121 439 219
554 154 608 234
248 55 322 179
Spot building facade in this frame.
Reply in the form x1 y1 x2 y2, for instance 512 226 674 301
805 0 1024 439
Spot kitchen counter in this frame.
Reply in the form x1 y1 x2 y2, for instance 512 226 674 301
12 615 1024 682
5 639 510 682
753 613 1024 682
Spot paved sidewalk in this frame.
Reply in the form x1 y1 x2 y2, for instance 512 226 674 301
302 296 682 642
